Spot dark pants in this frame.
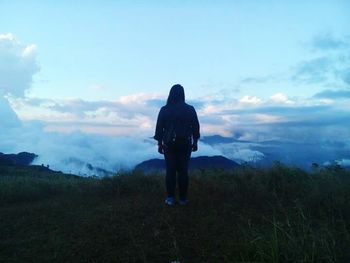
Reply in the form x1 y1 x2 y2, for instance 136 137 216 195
164 139 191 200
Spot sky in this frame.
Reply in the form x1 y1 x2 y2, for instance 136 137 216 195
1 1 350 173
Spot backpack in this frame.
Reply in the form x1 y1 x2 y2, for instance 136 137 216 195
163 121 177 146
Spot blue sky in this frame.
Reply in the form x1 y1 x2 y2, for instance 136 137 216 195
1 1 350 171
1 0 349 100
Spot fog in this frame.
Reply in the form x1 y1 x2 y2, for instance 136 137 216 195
0 96 223 175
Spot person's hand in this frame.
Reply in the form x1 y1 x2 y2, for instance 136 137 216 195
192 142 198 152
158 144 164 154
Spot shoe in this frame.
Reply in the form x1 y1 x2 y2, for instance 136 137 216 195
179 199 189 205
165 197 176 206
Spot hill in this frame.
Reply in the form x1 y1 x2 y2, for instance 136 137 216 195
135 155 240 173
0 163 349 262
201 135 240 145
0 151 37 166
199 136 349 169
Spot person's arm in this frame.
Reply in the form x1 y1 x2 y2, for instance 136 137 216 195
191 107 200 152
154 108 165 154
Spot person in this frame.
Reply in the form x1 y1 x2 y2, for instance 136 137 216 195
154 84 200 206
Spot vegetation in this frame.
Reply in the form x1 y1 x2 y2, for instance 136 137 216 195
0 163 349 262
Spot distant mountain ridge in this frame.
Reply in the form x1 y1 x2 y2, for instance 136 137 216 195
201 135 253 145
0 152 37 166
201 135 241 145
135 155 240 173
0 152 113 176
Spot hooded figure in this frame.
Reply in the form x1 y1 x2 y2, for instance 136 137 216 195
154 84 200 206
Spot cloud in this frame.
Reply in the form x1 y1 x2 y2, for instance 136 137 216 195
0 125 160 174
199 97 350 167
227 148 265 163
0 33 15 41
270 93 294 104
0 90 222 175
311 33 349 51
0 94 21 129
213 99 350 144
88 84 106 92
313 89 350 99
8 86 350 149
210 142 265 163
22 44 37 57
239 95 261 105
292 57 332 84
240 76 273 84
335 159 350 167
1 33 349 172
0 33 40 97
292 33 350 86
3 88 350 172
9 94 163 136
0 34 172 175
254 114 283 124
224 104 331 115
340 68 350 85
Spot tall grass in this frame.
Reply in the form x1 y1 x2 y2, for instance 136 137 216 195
0 163 349 262
0 165 98 203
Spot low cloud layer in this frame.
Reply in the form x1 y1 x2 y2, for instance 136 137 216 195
0 34 221 175
0 117 221 175
5 90 349 171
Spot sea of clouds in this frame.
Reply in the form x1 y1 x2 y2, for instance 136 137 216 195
1 33 350 175
0 33 221 175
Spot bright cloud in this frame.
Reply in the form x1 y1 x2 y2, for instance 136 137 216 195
240 95 262 105
22 44 37 57
8 89 350 145
270 93 294 104
0 33 15 41
8 95 160 136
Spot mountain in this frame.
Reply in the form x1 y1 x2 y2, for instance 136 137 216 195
0 153 113 176
201 135 252 145
200 135 350 169
249 140 350 169
135 155 240 173
201 135 239 145
0 152 37 166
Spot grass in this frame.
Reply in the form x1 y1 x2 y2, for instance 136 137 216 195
0 163 349 262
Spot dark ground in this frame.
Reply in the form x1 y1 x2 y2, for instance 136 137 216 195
0 164 349 262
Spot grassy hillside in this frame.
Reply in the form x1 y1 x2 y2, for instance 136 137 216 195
0 164 349 262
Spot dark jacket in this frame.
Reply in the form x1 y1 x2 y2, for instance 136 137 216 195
154 102 200 145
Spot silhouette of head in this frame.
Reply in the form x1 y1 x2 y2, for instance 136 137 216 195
167 84 185 105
